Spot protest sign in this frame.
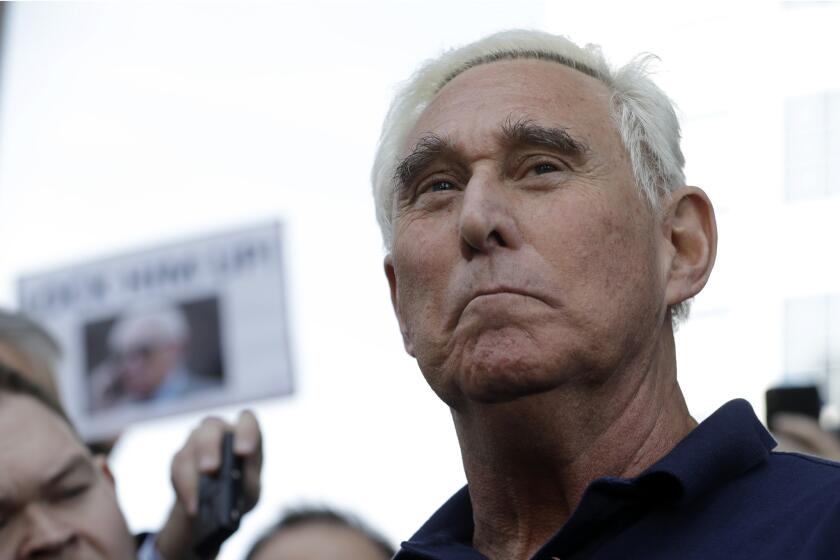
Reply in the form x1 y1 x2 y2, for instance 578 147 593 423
19 222 294 440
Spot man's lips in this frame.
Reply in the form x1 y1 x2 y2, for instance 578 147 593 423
470 287 540 301
453 286 547 324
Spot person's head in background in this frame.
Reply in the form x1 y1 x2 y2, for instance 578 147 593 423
0 362 136 559
108 304 190 399
245 507 395 560
0 308 62 403
0 307 120 455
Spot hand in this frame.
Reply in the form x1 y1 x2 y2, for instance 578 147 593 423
155 410 263 560
772 413 840 461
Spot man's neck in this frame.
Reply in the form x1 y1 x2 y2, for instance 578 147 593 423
452 332 696 560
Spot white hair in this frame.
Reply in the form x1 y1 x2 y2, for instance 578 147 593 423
370 29 689 322
108 304 190 353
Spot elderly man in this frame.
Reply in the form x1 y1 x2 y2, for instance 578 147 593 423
0 359 261 559
90 304 221 411
372 30 840 559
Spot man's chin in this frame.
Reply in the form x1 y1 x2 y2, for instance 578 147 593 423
418 333 582 407
452 360 567 407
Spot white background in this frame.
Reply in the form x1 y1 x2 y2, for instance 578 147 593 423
1 1 839 558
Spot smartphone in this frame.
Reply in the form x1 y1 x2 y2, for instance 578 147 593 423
192 432 245 558
765 385 822 430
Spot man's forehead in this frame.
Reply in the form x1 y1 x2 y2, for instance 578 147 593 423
0 394 90 495
406 57 613 152
0 393 83 455
436 56 608 99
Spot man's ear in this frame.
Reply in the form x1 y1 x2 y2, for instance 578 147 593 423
384 255 415 356
92 454 116 488
662 186 718 307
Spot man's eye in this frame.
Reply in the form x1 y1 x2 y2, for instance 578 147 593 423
55 485 89 502
533 162 559 175
428 180 455 193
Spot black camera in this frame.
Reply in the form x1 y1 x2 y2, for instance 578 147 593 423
192 432 245 558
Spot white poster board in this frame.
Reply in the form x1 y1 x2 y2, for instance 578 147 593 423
18 222 294 441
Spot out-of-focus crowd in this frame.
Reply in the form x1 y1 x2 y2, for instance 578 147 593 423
0 307 394 559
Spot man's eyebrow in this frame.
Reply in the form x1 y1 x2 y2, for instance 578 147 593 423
45 454 93 487
393 133 457 193
500 117 589 159
0 456 92 513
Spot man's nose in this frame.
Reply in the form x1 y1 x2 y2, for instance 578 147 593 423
19 504 77 558
458 171 522 258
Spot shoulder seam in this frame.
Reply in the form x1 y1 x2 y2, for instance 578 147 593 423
770 451 840 470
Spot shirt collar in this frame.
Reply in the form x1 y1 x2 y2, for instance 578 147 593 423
399 399 776 558
637 398 777 504
399 486 478 558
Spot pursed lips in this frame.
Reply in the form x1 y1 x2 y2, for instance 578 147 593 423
452 285 547 326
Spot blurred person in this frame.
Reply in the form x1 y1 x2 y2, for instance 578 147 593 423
0 307 118 455
773 413 840 461
245 507 394 560
0 361 262 559
90 304 220 411
0 307 62 402
371 30 840 559
0 307 114 456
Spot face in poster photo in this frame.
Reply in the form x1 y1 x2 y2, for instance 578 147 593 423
85 297 225 413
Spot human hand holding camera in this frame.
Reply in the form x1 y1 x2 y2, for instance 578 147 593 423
155 410 263 559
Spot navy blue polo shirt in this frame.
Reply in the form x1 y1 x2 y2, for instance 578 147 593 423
395 399 840 559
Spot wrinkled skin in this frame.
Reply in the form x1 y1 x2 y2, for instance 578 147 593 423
386 59 671 409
